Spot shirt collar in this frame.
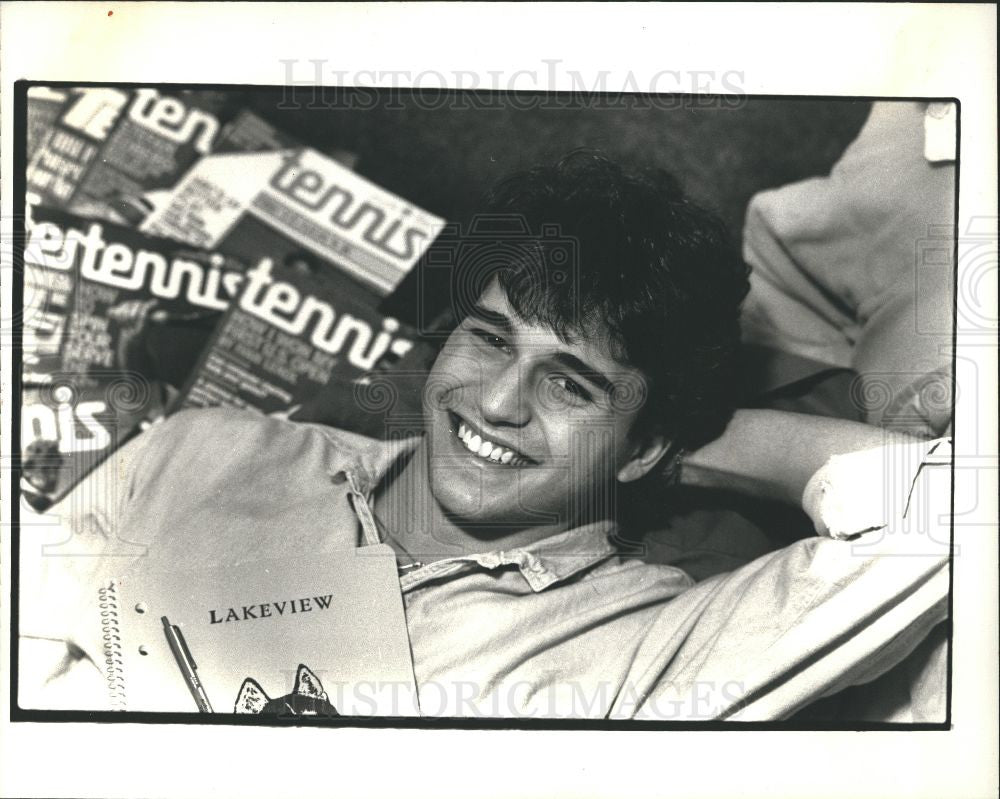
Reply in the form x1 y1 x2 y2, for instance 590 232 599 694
320 429 620 592
506 520 619 591
330 431 420 495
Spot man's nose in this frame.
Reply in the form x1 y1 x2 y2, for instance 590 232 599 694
479 359 530 427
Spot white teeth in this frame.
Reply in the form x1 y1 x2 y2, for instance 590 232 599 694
454 419 527 465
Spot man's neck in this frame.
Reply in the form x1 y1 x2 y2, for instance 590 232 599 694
371 439 572 565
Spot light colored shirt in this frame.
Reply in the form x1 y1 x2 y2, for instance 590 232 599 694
18 408 951 720
740 101 954 438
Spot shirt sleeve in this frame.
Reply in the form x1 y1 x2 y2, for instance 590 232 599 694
802 437 952 540
620 438 952 721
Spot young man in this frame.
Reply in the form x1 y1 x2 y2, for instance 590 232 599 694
18 153 950 720
372 151 748 563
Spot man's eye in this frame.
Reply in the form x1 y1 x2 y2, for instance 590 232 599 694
549 375 592 403
471 328 509 351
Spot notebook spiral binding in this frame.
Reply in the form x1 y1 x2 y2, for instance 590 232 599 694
98 581 127 710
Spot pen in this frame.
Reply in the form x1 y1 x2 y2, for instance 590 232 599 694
161 616 214 713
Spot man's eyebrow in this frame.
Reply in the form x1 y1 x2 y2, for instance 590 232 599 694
466 304 514 332
465 305 617 394
550 352 614 394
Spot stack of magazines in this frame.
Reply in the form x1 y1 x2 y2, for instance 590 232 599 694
21 86 446 510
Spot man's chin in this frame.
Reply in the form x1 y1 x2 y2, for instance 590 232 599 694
425 475 497 526
424 416 569 533
425 474 561 537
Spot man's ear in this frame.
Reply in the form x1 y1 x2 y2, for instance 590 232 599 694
616 432 671 483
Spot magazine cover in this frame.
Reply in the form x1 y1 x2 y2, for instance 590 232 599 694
174 255 434 437
19 381 152 513
25 85 71 162
141 146 444 295
20 205 249 508
212 107 359 169
25 87 237 223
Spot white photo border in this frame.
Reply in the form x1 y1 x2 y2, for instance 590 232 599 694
1 3 996 799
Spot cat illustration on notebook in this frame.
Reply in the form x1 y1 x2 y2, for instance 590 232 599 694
234 663 339 716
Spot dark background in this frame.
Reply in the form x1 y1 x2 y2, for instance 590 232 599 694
238 90 872 243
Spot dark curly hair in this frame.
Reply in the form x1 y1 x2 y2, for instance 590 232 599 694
480 150 749 456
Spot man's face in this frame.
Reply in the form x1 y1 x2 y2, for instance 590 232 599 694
423 278 659 537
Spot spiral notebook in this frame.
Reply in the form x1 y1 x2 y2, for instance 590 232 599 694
91 545 418 717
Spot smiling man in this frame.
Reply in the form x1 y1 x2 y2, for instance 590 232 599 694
376 279 686 561
372 152 747 564
20 152 951 720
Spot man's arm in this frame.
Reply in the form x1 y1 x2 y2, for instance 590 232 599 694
681 408 918 506
621 412 952 720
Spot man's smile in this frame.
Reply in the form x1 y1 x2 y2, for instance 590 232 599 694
446 411 536 467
